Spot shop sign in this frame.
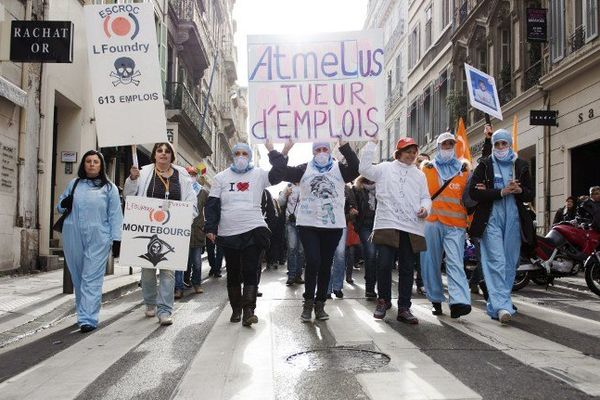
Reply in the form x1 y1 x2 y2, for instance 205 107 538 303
0 142 17 194
526 8 547 42
530 110 558 126
10 21 74 63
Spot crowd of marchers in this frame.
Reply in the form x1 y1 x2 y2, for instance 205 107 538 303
55 128 600 333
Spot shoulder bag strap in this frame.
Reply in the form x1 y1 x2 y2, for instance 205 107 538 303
431 175 456 201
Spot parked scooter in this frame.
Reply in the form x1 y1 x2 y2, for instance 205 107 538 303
514 220 600 296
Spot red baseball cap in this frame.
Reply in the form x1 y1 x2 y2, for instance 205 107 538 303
396 137 418 150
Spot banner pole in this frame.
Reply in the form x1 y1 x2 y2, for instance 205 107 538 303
131 145 138 168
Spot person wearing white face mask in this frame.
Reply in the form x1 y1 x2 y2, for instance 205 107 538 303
267 139 359 322
420 132 473 319
204 143 279 327
468 129 534 324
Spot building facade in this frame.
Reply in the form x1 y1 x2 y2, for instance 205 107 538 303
449 0 600 230
0 0 246 273
364 0 409 161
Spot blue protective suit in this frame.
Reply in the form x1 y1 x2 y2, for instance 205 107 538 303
480 156 520 318
57 179 123 327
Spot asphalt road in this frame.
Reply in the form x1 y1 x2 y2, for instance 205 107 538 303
1 266 599 400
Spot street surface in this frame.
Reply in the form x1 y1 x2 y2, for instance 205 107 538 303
1 266 600 400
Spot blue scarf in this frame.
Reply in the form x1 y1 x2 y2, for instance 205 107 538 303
310 154 334 173
492 150 517 187
433 153 462 181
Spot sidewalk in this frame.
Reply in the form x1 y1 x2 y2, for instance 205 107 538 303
0 264 142 348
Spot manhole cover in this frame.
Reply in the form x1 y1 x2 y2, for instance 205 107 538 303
286 347 391 373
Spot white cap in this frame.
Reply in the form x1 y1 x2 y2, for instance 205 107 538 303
436 132 456 144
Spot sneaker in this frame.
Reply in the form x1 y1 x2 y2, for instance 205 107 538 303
397 308 419 324
365 290 377 299
333 290 344 298
80 324 96 333
373 299 391 319
174 289 183 299
300 300 313 322
294 276 305 284
498 309 511 324
314 301 329 320
145 305 156 318
450 303 472 319
159 314 173 326
286 277 295 286
193 285 204 294
431 302 443 316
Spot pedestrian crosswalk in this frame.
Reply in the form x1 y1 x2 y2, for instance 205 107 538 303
1 269 599 400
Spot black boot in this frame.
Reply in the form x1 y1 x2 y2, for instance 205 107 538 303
242 285 259 326
227 285 242 323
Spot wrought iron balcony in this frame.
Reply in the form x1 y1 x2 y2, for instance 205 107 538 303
165 82 211 154
170 0 209 79
570 25 586 53
385 82 404 116
524 60 543 90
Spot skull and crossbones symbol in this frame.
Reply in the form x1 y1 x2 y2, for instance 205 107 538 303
110 57 141 86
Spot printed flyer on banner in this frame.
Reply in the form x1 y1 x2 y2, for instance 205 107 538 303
247 30 385 143
464 63 503 120
119 196 193 271
84 3 167 147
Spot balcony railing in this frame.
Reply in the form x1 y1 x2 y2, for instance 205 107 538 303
385 19 405 55
497 82 513 106
171 0 203 30
385 82 404 116
165 82 210 141
524 60 543 90
570 25 586 53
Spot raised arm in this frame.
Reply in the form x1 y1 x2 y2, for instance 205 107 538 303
358 141 383 182
338 143 360 183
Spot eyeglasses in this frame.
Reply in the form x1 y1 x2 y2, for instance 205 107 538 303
234 150 249 157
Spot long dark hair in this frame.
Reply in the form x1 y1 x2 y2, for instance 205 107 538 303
77 150 111 188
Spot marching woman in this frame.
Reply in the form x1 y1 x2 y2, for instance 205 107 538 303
204 143 280 327
468 129 534 324
124 142 197 326
359 138 431 323
57 150 123 333
268 140 359 322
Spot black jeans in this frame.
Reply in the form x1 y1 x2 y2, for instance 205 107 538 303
298 226 343 302
376 231 415 308
223 245 262 287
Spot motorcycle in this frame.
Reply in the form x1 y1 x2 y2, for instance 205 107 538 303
514 220 600 297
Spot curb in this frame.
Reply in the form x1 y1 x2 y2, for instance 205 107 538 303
0 279 140 349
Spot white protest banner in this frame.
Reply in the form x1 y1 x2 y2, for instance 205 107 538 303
84 3 167 147
464 63 503 120
247 30 385 143
120 196 193 271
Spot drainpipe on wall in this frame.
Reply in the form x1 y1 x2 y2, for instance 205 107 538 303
543 90 552 232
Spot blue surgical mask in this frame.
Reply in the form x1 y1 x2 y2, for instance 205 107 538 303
234 156 249 171
493 148 510 160
314 153 330 167
439 149 454 162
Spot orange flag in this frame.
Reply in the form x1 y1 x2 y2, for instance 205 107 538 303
455 117 471 162
512 114 519 153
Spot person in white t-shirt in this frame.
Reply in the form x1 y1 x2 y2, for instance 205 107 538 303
359 137 432 324
205 143 279 327
267 140 359 322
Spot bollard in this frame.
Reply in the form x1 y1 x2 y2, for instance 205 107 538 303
63 263 73 294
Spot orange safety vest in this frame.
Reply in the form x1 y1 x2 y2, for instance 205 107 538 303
423 163 469 228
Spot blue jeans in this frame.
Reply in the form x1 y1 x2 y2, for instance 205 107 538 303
328 227 347 293
376 231 415 308
420 221 471 305
141 268 175 317
175 247 203 290
206 241 223 274
286 221 304 278
358 224 376 291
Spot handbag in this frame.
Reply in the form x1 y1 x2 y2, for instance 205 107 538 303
53 179 80 233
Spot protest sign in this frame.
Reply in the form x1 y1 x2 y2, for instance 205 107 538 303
120 196 193 271
84 3 167 147
247 30 385 143
464 63 503 120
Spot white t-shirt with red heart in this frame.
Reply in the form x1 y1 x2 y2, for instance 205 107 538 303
209 167 270 237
